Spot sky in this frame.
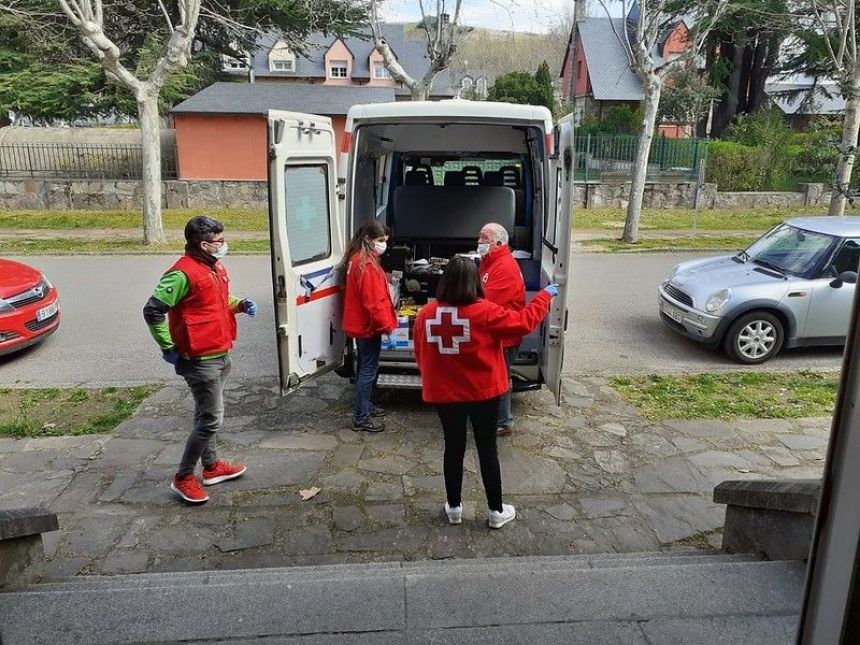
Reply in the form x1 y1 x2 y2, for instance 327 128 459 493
378 0 578 34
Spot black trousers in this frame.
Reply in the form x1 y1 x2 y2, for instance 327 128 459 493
436 397 503 513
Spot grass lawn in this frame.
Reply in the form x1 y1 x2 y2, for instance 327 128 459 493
0 208 267 231
573 207 790 232
610 371 839 420
0 385 159 438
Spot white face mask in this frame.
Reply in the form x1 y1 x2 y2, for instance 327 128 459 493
477 242 491 257
374 241 387 255
204 240 229 260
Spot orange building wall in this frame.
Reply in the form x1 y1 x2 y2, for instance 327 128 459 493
663 23 690 57
175 114 347 181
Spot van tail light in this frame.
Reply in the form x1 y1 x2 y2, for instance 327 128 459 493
545 132 554 157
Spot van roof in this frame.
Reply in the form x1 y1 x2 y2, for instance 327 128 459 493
345 100 554 130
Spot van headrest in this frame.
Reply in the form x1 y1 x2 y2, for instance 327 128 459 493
404 170 428 185
462 166 483 186
411 164 435 185
499 165 521 188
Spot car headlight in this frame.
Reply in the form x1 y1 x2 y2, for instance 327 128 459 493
41 274 53 289
0 299 14 314
705 288 732 313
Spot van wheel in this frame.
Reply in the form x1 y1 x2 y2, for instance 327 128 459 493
722 311 784 364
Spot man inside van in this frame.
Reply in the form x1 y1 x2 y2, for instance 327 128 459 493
477 222 526 437
143 215 257 504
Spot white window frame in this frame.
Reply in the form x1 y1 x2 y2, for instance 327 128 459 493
272 59 295 72
329 60 349 78
373 62 391 79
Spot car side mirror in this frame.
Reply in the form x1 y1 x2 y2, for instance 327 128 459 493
830 271 859 288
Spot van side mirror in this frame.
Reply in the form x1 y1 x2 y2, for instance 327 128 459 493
830 271 858 288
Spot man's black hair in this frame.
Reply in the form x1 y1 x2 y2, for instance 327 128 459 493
436 255 484 305
184 215 224 248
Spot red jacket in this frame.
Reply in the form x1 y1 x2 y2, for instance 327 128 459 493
414 291 552 404
479 246 526 348
168 254 237 358
342 252 397 339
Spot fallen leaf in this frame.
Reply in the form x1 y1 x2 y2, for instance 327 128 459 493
299 486 321 501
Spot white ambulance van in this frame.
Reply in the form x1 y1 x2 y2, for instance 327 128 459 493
266 101 572 403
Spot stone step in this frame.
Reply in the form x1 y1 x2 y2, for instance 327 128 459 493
0 555 804 645
23 551 755 592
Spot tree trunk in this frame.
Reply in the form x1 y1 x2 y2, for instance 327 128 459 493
410 83 430 101
747 36 773 113
138 92 165 245
737 38 754 115
830 81 860 216
711 37 744 137
623 77 661 244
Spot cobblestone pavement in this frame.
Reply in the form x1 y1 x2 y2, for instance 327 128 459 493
0 375 828 579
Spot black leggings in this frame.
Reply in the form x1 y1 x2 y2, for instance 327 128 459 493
436 397 503 513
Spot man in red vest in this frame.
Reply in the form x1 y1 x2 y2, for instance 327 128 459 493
477 222 526 437
143 216 257 504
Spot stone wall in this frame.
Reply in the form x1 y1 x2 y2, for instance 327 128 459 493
0 178 833 212
572 181 830 211
0 179 268 211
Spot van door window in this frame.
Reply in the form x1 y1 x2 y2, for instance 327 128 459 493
284 165 331 265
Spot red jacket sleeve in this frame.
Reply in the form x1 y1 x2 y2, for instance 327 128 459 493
358 261 397 335
482 266 525 311
481 291 551 340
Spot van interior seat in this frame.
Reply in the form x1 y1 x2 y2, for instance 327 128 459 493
392 185 515 240
443 171 466 186
486 167 525 227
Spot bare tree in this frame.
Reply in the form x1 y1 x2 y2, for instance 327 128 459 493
595 0 728 243
803 1 860 216
367 0 463 100
52 0 202 245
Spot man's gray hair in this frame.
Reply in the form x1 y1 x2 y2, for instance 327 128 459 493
486 223 509 245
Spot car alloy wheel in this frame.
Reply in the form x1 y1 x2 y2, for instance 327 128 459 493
723 311 785 364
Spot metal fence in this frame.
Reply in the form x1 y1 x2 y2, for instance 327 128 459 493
0 143 178 180
574 134 707 182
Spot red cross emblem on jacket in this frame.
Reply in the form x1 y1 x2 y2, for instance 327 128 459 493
425 306 471 354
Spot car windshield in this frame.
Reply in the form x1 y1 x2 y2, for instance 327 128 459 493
744 224 837 278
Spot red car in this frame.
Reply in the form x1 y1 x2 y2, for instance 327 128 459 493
0 259 60 356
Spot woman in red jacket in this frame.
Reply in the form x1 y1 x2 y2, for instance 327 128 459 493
342 221 398 432
414 255 558 529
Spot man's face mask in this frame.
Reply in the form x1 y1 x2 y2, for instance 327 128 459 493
477 243 491 256
202 238 228 259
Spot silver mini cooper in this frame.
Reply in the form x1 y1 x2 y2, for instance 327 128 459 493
658 216 860 364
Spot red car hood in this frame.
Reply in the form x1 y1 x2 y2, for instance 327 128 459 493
0 258 43 298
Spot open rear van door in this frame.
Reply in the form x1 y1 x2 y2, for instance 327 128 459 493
540 116 573 405
267 111 345 395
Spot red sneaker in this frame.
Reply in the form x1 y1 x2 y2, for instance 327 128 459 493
202 460 247 486
170 474 209 504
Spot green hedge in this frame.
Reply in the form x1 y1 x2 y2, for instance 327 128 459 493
706 141 794 191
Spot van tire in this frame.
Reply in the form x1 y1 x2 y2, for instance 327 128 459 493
722 311 784 364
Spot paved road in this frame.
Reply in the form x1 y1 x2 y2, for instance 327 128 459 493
0 253 845 387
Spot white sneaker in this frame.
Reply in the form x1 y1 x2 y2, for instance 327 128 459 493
488 503 516 529
445 502 462 525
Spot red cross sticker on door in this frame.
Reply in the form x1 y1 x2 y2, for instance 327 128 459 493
425 306 471 355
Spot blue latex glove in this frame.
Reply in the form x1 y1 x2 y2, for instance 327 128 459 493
162 348 180 365
544 284 560 297
241 299 257 317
